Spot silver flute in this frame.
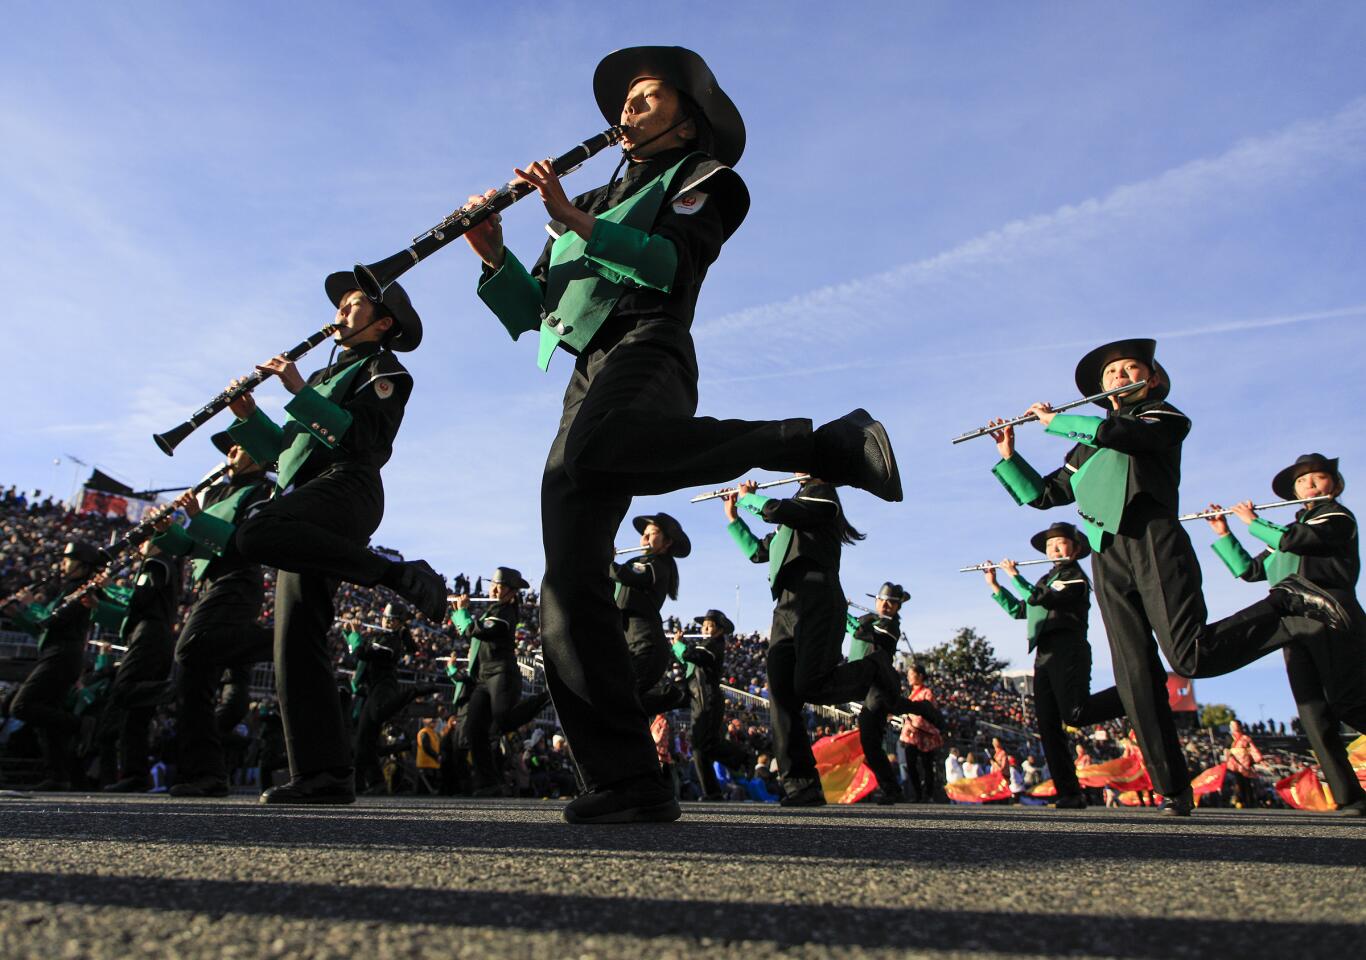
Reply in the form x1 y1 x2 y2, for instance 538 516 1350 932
959 558 1061 573
1177 495 1331 522
951 381 1148 445
614 545 648 556
690 474 809 503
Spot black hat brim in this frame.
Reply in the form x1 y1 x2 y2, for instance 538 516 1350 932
594 46 746 167
694 610 734 634
865 583 911 604
632 513 691 558
490 568 530 591
1074 338 1170 407
1271 455 1343 501
325 272 422 353
1030 524 1091 560
209 430 235 457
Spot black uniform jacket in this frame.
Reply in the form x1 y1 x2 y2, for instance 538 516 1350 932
35 575 94 668
747 481 846 595
1028 560 1090 644
853 612 902 654
122 555 182 633
1241 500 1360 599
464 600 519 679
682 631 728 688
1029 400 1190 530
516 148 746 355
199 474 272 599
294 340 413 488
611 553 677 619
355 627 411 689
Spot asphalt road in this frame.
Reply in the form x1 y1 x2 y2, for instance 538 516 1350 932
0 793 1362 959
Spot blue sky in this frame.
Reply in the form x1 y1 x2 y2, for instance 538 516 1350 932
4 2 1365 725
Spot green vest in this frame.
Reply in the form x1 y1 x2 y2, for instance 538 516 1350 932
452 636 481 706
1264 547 1302 585
191 483 259 582
672 639 696 679
848 636 872 662
1024 572 1056 652
767 525 795 588
276 358 366 490
535 154 698 370
1069 448 1130 553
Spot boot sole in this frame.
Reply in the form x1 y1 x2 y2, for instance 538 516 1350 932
843 408 903 503
563 798 681 824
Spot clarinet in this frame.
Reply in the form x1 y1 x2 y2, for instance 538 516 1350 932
352 125 628 302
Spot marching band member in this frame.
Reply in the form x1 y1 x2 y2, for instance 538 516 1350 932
980 522 1123 809
985 338 1349 815
675 610 750 800
611 513 689 712
1204 453 1366 816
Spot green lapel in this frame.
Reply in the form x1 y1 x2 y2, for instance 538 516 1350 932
767 525 796 588
536 154 698 370
1024 571 1057 652
190 483 259 582
452 636 482 706
672 639 696 679
1264 548 1302 585
1069 448 1130 553
276 358 367 490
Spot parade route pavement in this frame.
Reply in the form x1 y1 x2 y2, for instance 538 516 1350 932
0 793 1362 959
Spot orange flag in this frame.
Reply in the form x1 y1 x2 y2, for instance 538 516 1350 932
1076 752 1153 792
1275 766 1333 811
944 770 1012 804
812 730 878 804
1028 778 1057 798
1190 763 1227 796
1348 735 1366 788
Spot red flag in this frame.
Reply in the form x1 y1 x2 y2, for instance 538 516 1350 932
1190 763 1227 797
1275 767 1333 811
1166 674 1197 712
1028 778 1057 798
944 770 1012 804
812 730 877 804
1075 752 1153 792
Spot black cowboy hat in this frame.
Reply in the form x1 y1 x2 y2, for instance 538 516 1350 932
381 601 412 622
324 272 423 353
1272 453 1344 501
633 512 691 558
695 609 735 634
209 430 235 457
1074 338 1170 407
1030 521 1091 560
490 567 529 591
63 540 105 568
593 46 746 168
867 582 911 604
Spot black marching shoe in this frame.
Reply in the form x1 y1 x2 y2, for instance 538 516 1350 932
103 776 150 794
871 788 901 806
1053 793 1088 810
1336 797 1366 817
1270 574 1350 632
260 770 356 805
31 779 71 792
389 560 448 621
1159 788 1193 818
812 408 903 502
562 774 681 824
168 776 230 798
778 778 827 807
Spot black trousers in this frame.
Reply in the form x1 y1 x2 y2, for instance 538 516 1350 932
765 568 881 783
11 652 82 782
539 321 813 791
624 612 687 714
353 677 419 791
690 682 749 796
857 650 937 793
97 619 175 781
175 592 273 782
904 747 938 802
465 666 521 785
237 466 386 779
1092 514 1292 795
1281 605 1366 807
1031 634 1125 798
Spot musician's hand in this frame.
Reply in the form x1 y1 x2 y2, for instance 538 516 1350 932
152 511 177 533
452 594 469 611
226 377 256 419
1000 559 1019 578
258 355 305 394
515 159 595 240
462 190 506 269
987 419 1015 459
11 589 34 608
1205 504 1231 537
737 480 758 497
1026 402 1056 427
981 564 999 588
80 591 99 609
722 492 739 523
1230 500 1258 525
176 489 200 518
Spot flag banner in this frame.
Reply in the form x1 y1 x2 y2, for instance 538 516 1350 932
812 730 877 804
1028 778 1057 798
1348 735 1366 787
1075 752 1153 793
1190 763 1227 796
1166 674 1197 711
944 770 1012 804
1275 767 1333 811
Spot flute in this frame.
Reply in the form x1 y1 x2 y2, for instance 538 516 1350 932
614 545 648 556
690 474 809 504
847 599 874 614
446 595 499 604
1177 496 1331 522
959 559 1061 573
950 381 1148 445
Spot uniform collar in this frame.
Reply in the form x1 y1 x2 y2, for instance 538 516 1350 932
335 339 381 368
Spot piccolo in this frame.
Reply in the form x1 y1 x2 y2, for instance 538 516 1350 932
153 325 340 455
959 558 1060 573
690 474 809 504
847 599 874 614
353 125 628 302
1177 496 1331 522
950 381 1148 445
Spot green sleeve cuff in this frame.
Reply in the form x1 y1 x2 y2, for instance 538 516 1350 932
1248 517 1287 549
150 523 195 557
1045 414 1103 447
346 630 363 653
11 602 50 635
92 597 127 631
446 661 460 679
94 653 113 671
450 608 474 633
1011 574 1033 594
992 587 1024 619
228 407 285 465
477 249 544 341
727 518 762 560
992 455 1045 506
285 385 353 449
845 613 859 636
1211 534 1254 578
583 219 678 292
738 493 771 517
186 512 235 556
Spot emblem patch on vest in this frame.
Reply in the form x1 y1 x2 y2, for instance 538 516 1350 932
373 378 394 399
671 191 707 215
631 562 648 574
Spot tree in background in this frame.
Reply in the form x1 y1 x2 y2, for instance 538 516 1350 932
1200 703 1237 729
919 627 1006 686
